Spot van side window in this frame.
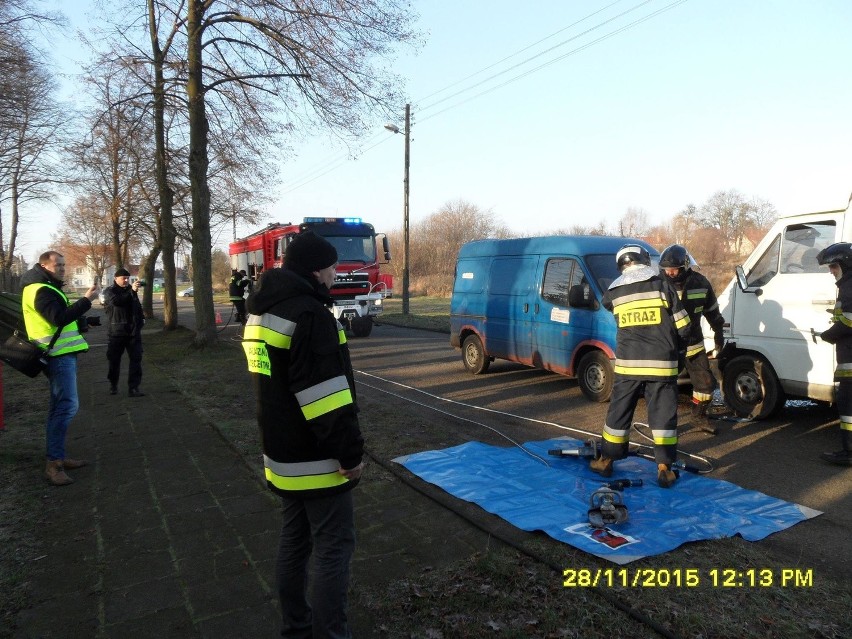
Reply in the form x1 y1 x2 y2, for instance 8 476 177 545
542 258 582 306
747 234 781 287
779 221 836 274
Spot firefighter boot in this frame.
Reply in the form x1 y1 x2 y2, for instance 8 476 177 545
589 455 613 478
44 460 73 486
657 464 678 488
819 450 852 465
692 400 718 435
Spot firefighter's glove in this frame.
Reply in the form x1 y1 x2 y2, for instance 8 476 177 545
714 334 724 353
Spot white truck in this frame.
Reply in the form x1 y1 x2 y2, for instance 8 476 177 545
711 196 852 419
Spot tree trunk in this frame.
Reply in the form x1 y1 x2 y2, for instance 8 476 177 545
148 0 178 331
186 1 215 346
139 245 160 319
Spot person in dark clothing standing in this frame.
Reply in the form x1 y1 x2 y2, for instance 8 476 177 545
658 244 726 434
21 251 99 486
242 231 364 638
229 269 251 324
590 245 691 487
816 242 852 465
103 268 145 397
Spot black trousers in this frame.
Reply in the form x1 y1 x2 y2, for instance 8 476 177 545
232 299 247 323
107 335 143 389
601 377 679 465
684 350 717 405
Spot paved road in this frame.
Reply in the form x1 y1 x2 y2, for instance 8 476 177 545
348 323 852 581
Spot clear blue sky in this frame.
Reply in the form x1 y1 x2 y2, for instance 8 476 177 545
17 0 852 262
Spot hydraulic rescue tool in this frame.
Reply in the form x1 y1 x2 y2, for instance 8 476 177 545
587 487 629 528
548 440 600 459
601 478 643 490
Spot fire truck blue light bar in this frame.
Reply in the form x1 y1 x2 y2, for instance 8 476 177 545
303 217 363 224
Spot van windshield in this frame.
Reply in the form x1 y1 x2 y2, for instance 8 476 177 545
585 254 625 291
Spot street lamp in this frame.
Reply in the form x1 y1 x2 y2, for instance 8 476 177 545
384 103 411 315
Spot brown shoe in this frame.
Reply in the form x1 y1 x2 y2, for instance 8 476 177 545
657 464 678 488
62 458 88 470
589 455 613 477
45 460 74 486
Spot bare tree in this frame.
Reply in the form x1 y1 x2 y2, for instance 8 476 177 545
71 57 157 272
617 206 651 238
0 47 67 288
173 0 419 345
389 199 510 295
56 194 114 283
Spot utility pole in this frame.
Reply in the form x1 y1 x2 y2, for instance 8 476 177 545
402 103 411 315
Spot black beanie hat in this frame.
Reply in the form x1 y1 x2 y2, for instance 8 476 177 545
284 232 338 276
115 268 130 277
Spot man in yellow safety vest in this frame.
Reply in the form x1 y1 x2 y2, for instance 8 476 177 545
21 251 99 486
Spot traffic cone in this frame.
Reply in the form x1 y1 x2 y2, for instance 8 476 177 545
215 311 223 324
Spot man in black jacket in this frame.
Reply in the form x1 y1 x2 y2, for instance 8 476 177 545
591 245 691 487
103 268 145 397
242 232 363 638
229 269 251 324
659 244 726 435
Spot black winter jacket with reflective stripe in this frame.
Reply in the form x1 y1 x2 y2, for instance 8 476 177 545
665 269 724 348
242 267 363 498
603 265 691 379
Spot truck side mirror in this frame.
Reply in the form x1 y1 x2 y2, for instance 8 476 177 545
569 283 598 310
381 235 391 262
735 265 762 297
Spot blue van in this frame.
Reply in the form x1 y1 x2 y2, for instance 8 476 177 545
450 236 660 402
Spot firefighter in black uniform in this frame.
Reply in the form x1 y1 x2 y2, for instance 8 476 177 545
659 244 726 435
590 245 691 487
816 242 852 465
242 231 364 636
229 269 251 324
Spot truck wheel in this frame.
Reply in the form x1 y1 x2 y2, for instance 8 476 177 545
351 316 373 338
577 350 613 403
722 355 785 420
462 334 490 374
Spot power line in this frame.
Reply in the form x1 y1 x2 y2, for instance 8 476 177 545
280 0 689 194
419 0 689 125
417 0 657 114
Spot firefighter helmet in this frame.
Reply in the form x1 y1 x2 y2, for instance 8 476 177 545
817 242 852 272
616 245 651 272
659 244 691 270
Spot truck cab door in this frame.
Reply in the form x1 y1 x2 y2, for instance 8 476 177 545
732 220 838 392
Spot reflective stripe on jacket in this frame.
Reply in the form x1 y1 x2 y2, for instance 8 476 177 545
22 283 89 356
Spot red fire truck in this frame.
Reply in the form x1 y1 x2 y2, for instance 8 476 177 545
228 217 392 337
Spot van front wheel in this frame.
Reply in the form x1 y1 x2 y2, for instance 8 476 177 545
722 355 784 420
462 334 490 375
577 351 613 403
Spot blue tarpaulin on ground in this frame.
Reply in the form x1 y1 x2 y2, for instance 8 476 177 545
394 438 821 564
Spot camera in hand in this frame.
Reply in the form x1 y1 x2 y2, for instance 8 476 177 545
137 280 146 287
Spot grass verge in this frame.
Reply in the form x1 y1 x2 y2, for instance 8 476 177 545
378 295 451 333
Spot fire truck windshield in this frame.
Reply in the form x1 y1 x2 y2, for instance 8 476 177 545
323 235 376 264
